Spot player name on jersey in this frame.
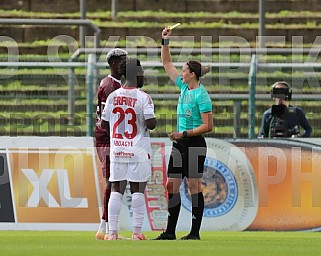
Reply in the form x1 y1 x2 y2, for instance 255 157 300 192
113 96 137 107
113 140 134 147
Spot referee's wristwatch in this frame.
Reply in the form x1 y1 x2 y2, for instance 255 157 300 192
182 131 188 138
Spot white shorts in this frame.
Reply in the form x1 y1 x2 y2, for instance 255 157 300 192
109 161 151 182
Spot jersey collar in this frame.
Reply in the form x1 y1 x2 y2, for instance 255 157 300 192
121 85 137 90
108 74 122 84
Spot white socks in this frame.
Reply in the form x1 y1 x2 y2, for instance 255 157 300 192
131 192 145 235
108 192 123 233
107 191 146 235
97 219 106 233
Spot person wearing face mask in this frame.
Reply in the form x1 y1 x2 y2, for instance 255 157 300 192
259 81 312 138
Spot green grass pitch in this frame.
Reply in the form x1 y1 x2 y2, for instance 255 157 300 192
0 231 320 256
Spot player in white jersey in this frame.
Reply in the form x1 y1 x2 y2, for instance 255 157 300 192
101 58 157 240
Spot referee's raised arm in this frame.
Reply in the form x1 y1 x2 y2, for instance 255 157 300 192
161 26 179 83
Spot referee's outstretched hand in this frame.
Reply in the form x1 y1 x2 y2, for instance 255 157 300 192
162 27 171 39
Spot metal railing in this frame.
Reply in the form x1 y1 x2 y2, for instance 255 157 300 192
70 47 321 60
0 18 101 49
248 54 258 139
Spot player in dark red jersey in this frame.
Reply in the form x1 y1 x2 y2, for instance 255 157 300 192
95 48 128 240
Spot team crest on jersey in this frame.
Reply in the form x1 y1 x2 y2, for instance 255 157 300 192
180 157 238 217
185 109 192 117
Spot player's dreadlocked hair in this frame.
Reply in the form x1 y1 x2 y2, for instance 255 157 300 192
120 58 144 88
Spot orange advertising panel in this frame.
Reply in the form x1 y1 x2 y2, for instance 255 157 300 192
3 137 321 232
9 146 100 223
232 139 321 231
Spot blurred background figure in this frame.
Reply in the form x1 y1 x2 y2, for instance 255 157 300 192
259 81 312 138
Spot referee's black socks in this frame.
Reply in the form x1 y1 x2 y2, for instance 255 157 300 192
190 192 204 236
166 193 181 235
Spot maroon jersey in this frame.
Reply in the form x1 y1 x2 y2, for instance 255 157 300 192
95 75 122 145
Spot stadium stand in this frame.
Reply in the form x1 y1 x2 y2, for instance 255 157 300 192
0 0 321 137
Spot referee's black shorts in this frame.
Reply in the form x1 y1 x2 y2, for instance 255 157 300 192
167 136 207 179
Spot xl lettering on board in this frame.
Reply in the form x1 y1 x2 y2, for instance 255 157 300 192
9 147 100 223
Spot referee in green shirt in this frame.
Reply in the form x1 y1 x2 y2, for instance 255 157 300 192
154 26 213 240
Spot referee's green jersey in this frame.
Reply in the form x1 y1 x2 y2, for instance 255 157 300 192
175 76 212 132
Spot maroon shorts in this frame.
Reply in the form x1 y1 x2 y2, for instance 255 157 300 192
96 143 110 178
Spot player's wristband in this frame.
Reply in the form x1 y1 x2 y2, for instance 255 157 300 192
161 38 169 46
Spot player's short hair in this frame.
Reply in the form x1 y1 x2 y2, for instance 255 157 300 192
106 48 128 64
121 58 144 87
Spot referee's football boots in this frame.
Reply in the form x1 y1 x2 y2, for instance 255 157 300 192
153 232 176 240
180 233 200 240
